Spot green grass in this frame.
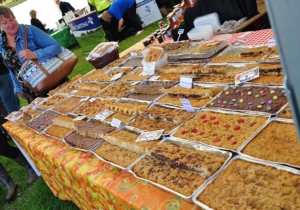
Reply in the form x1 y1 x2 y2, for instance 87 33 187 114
3 17 167 209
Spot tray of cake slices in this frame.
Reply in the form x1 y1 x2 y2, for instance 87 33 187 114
117 56 143 68
204 84 288 117
25 109 61 134
276 104 294 121
125 102 196 137
81 69 112 82
63 119 116 152
15 107 45 126
169 57 212 65
127 137 232 201
92 126 163 171
156 82 226 109
50 95 91 115
95 98 152 126
161 39 228 59
70 97 116 118
125 80 178 102
119 67 155 81
37 94 68 110
192 155 300 209
104 66 134 81
42 113 87 141
238 118 300 170
96 81 137 99
210 44 273 64
170 108 269 153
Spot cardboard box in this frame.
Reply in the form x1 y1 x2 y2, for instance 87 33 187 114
136 0 162 27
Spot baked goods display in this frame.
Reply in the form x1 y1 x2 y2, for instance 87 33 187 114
73 99 114 117
119 57 143 67
45 125 73 139
279 106 293 119
241 121 300 166
52 115 85 129
96 82 133 98
173 111 266 151
93 141 141 168
53 96 85 114
106 67 132 77
64 132 102 150
145 142 227 178
138 105 194 124
17 109 43 125
82 69 110 81
104 129 160 154
159 64 202 74
26 110 60 133
120 67 151 81
48 74 82 95
265 46 280 61
75 121 116 139
132 156 206 196
157 86 223 108
38 94 67 109
211 46 271 63
197 159 300 209
155 72 195 81
207 85 288 114
145 47 163 62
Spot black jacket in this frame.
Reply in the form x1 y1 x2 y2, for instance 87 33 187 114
59 1 75 16
31 18 47 32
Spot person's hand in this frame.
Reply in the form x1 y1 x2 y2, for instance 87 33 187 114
17 92 26 99
43 23 47 26
19 49 37 60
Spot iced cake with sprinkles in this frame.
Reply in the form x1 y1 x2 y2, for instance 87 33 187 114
207 85 288 114
26 110 60 133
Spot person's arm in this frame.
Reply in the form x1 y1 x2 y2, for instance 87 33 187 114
18 26 61 62
118 18 124 32
8 70 24 96
67 2 75 12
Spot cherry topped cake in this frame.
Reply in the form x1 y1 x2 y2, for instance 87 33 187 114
207 85 288 114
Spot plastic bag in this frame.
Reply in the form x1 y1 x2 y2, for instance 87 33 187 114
220 17 247 33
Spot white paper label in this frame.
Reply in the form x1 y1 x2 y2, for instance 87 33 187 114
95 109 114 120
80 97 89 101
71 90 78 93
180 76 193 88
89 98 96 102
130 52 138 57
149 76 160 81
135 130 164 142
131 81 139 86
111 118 121 128
73 116 86 121
178 29 184 34
268 39 276 47
142 62 155 75
180 98 195 112
110 72 123 81
235 67 260 85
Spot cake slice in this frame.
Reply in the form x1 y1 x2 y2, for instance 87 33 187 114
165 86 223 99
75 121 116 139
105 101 148 115
52 115 85 129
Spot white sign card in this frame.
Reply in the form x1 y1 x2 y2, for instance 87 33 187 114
110 72 123 81
71 90 78 93
268 39 276 47
95 109 114 120
111 118 121 128
180 76 193 88
149 76 160 80
177 29 184 42
130 52 138 57
80 97 89 102
142 62 155 75
89 98 96 103
73 116 86 121
135 130 164 142
180 99 195 112
235 67 260 85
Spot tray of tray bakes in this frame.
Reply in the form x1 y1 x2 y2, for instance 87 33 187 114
47 74 83 96
193 155 300 210
92 127 162 170
16 107 44 125
156 83 226 109
125 103 196 136
161 39 228 59
37 94 67 109
125 80 177 102
191 62 284 85
105 66 133 79
98 98 152 126
238 118 300 170
81 69 111 82
127 138 232 201
210 45 272 64
170 109 269 152
71 97 115 118
120 67 155 81
205 84 288 117
63 120 116 152
96 81 136 99
51 95 90 114
25 110 61 133
118 56 143 68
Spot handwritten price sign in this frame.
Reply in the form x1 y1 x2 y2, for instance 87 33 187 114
235 67 259 85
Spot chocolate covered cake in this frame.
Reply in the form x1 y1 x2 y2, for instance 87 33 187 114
64 132 101 150
75 121 116 138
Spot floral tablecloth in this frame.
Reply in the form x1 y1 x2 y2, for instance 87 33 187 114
3 121 199 210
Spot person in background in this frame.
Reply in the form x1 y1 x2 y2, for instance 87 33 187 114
101 0 142 41
88 0 110 15
29 10 48 33
55 0 75 17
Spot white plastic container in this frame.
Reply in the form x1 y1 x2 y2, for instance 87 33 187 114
193 12 221 32
187 24 213 40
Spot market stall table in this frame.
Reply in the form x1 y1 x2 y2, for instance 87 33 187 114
50 26 76 48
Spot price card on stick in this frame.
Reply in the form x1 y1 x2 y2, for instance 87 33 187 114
235 67 259 85
95 109 114 120
142 62 155 75
110 72 123 81
73 116 86 121
136 130 164 142
180 76 193 88
111 118 121 128
180 98 195 112
268 39 276 47
177 29 184 42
